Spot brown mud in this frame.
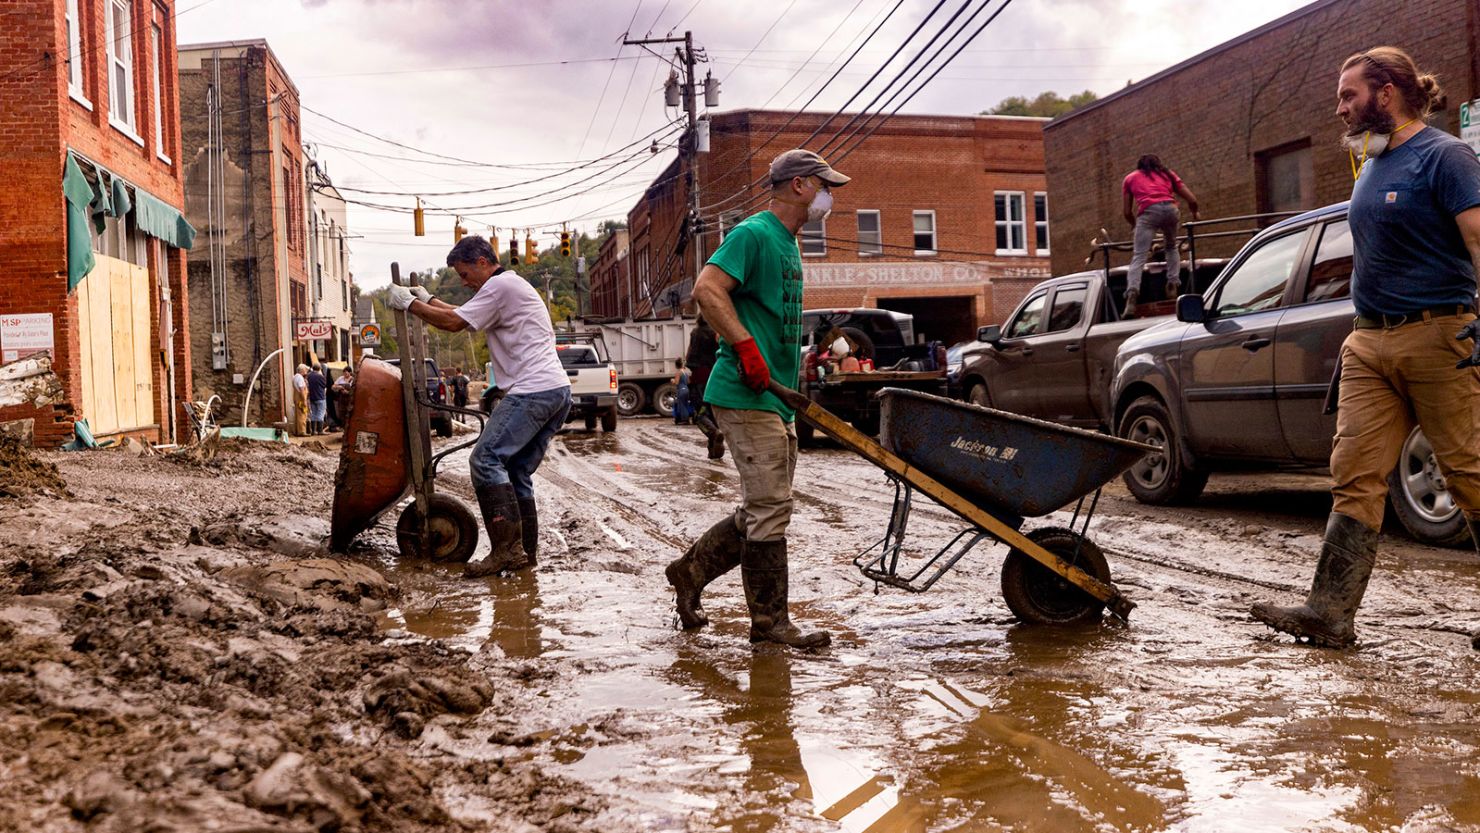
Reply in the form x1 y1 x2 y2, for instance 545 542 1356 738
5 420 1480 831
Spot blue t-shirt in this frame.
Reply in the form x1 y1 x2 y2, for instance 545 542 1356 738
306 371 327 401
1349 127 1480 318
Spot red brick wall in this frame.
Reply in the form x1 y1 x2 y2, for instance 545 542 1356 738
624 110 1053 328
0 0 191 447
1044 0 1480 276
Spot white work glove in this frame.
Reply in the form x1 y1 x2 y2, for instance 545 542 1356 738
385 284 415 310
410 285 433 303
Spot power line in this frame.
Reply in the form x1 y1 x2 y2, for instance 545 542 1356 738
718 0 801 83
575 0 645 162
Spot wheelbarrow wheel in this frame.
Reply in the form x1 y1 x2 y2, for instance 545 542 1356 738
1000 527 1110 626
396 493 480 563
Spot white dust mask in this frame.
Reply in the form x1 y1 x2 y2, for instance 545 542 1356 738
807 188 834 223
831 337 849 356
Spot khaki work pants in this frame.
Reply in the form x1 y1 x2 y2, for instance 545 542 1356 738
714 406 798 542
1330 312 1480 530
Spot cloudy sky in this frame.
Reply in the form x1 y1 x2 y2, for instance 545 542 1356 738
175 0 1312 289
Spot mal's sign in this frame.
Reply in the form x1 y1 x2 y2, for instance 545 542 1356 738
1 313 54 363
294 320 333 342
358 323 381 347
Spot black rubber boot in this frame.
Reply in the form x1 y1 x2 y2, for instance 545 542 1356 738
696 409 725 460
517 497 539 562
665 515 745 629
741 538 830 648
466 483 528 577
1250 512 1378 648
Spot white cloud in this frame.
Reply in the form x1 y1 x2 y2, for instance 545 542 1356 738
176 0 1309 288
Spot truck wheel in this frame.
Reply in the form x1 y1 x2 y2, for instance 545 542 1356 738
965 381 990 408
1118 396 1207 505
396 494 479 563
653 383 677 418
1388 426 1470 547
1001 527 1109 626
601 406 619 432
584 412 597 431
617 383 646 417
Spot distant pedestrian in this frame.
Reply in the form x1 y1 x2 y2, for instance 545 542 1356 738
385 236 571 576
332 367 355 427
306 365 328 435
292 364 309 436
451 366 470 421
667 148 850 649
1251 46 1480 651
1122 154 1200 316
672 358 693 425
685 316 725 459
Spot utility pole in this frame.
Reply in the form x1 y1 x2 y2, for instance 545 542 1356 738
623 31 710 314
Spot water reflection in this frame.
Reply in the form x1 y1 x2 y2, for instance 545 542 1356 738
486 570 544 659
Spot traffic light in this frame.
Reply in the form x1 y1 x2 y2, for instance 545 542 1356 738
413 197 425 237
525 233 538 263
559 230 571 258
509 239 520 265
489 228 499 255
453 216 467 243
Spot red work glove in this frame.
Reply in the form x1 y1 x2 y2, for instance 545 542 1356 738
732 337 771 393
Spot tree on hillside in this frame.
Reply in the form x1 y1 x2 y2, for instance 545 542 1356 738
984 90 1098 118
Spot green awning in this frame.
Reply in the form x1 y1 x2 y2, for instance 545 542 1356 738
133 188 196 250
68 151 196 253
62 155 96 291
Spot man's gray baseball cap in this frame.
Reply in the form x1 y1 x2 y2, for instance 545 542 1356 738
769 149 851 187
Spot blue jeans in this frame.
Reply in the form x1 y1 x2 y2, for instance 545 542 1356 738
470 386 572 497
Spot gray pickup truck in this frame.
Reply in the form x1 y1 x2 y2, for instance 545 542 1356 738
955 260 1225 431
1110 201 1468 546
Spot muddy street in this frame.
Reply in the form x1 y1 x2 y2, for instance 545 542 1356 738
4 421 1480 831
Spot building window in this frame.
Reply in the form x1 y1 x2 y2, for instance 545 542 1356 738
994 192 1026 255
912 210 936 255
150 21 168 161
106 0 138 138
800 218 826 256
1257 140 1314 216
1034 193 1050 255
856 210 882 255
65 0 89 105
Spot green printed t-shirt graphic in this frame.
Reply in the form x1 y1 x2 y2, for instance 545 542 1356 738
703 210 804 421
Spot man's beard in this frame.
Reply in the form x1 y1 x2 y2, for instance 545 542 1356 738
1344 95 1396 139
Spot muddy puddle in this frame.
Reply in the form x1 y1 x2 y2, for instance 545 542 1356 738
362 420 1480 832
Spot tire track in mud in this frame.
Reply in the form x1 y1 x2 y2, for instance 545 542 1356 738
536 461 691 552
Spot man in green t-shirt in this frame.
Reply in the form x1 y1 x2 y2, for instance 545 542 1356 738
665 149 849 648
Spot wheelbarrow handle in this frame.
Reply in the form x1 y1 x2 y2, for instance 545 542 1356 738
767 380 810 411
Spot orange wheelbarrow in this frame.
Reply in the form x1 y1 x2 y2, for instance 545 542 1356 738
330 264 486 561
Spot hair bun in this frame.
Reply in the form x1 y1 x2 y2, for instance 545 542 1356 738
1418 73 1444 106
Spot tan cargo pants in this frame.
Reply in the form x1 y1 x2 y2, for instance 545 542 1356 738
714 406 798 542
1330 311 1480 530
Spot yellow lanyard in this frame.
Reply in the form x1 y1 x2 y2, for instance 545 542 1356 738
1349 118 1417 180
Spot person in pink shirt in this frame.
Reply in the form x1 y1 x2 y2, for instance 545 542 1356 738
1121 155 1200 316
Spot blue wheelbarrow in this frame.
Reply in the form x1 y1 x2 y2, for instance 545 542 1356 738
769 384 1154 625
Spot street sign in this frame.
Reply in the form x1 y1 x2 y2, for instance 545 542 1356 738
294 320 333 342
1462 99 1480 157
1 313 54 363
358 323 381 347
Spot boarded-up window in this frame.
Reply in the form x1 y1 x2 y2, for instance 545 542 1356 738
1257 140 1314 216
76 255 155 435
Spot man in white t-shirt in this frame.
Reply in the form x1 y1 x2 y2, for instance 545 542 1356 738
386 236 571 575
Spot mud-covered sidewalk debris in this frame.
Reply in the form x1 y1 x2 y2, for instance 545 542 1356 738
0 439 604 832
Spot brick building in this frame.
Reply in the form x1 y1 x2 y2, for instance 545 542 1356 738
588 227 631 318
1043 0 1480 277
607 110 1053 344
306 164 355 364
0 0 195 448
178 39 311 426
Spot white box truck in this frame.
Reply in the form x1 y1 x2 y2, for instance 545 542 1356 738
558 316 697 417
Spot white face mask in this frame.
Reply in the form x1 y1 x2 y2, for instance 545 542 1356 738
830 337 849 356
1343 118 1416 179
807 188 834 223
